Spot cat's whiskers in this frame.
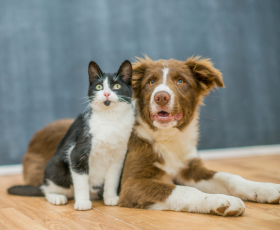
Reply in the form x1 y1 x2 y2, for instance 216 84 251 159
118 95 131 99
118 98 130 104
83 103 92 114
118 96 131 104
81 101 89 105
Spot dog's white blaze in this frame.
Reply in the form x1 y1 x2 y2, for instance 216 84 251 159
162 68 169 84
149 68 179 129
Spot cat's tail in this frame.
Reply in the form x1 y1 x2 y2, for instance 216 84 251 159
7 185 43 196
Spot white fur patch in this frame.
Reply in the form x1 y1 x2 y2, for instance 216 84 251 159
149 185 245 216
103 77 110 92
46 194 68 205
162 68 169 84
74 200 92 211
41 179 74 199
185 172 280 204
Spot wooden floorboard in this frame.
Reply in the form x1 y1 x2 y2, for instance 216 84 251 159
0 155 279 230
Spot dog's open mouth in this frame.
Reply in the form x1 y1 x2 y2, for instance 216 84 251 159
151 110 183 123
158 111 170 118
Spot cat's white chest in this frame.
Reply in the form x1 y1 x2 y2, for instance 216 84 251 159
87 105 134 187
88 108 134 153
88 153 111 186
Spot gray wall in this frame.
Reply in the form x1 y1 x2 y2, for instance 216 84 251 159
0 0 280 165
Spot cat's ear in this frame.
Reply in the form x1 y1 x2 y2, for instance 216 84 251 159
88 61 103 84
116 60 133 85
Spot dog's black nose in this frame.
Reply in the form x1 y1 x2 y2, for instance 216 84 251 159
154 91 170 106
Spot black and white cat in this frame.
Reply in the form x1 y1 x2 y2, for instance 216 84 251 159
8 60 135 211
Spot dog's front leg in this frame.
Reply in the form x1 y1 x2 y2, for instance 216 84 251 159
119 179 245 216
178 158 280 204
150 185 245 216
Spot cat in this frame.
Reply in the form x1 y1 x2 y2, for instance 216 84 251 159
8 60 135 211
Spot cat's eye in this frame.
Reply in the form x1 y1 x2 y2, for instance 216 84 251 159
177 79 184 84
113 84 121 90
150 80 155 85
96 84 103 90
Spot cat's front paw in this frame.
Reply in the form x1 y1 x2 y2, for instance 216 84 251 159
104 196 119 206
74 200 92 211
46 194 68 205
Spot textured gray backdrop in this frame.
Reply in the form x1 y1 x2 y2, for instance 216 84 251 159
0 0 280 165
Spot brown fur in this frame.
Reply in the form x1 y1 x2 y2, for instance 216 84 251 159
23 119 73 186
118 131 176 208
178 158 216 183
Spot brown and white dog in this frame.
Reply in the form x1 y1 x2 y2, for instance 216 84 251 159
118 56 280 216
22 56 280 216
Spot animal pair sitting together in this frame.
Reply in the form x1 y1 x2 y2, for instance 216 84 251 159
9 56 280 217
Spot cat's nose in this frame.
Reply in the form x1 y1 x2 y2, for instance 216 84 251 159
104 93 110 99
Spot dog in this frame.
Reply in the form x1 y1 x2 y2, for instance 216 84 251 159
20 56 280 216
23 119 74 186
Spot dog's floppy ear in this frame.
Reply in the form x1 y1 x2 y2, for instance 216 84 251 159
186 56 224 93
132 56 151 98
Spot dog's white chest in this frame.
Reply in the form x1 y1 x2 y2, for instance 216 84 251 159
149 122 199 177
153 141 186 176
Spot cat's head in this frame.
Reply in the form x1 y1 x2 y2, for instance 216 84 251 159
87 60 133 110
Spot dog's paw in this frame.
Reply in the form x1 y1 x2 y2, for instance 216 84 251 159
104 196 119 206
207 194 245 217
46 194 68 205
74 200 92 211
244 183 280 204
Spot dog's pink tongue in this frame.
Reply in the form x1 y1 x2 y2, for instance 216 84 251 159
158 111 169 117
175 112 183 120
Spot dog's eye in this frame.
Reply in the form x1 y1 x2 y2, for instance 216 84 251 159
96 84 103 90
113 84 121 90
150 80 155 85
177 79 184 84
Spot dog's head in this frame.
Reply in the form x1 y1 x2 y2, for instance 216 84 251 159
133 56 224 129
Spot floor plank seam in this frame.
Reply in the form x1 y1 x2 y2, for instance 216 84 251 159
94 208 143 230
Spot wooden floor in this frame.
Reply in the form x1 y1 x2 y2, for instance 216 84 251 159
0 155 280 230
